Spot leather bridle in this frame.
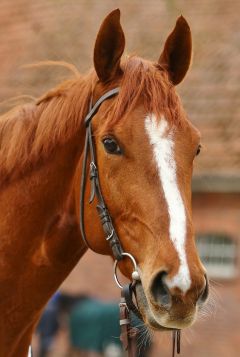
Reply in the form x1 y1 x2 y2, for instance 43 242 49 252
80 87 124 261
79 87 181 356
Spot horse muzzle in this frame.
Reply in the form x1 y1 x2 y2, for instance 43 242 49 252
134 272 209 330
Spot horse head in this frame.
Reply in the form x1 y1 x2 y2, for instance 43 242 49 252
79 9 208 331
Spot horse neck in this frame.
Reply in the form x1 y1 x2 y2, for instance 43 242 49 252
0 100 88 356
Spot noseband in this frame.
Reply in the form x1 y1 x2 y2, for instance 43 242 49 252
79 87 181 356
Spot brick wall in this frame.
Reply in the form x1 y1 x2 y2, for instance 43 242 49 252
193 193 240 242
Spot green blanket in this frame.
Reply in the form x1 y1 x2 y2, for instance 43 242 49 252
69 298 121 353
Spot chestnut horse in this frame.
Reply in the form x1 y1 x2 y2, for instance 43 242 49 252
0 9 208 357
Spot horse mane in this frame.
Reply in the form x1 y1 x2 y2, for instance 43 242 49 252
0 68 97 185
0 56 184 185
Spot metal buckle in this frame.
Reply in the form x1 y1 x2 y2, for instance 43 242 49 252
114 252 141 289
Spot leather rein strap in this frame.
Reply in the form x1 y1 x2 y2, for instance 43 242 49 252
120 286 139 357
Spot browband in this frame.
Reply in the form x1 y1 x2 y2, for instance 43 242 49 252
85 87 120 127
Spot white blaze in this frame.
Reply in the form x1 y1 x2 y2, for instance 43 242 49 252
145 114 191 293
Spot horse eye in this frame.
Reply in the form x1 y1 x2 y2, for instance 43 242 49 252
102 137 122 155
196 144 201 156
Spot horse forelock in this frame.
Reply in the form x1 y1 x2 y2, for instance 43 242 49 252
104 56 187 128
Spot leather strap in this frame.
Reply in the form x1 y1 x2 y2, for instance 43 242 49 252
79 88 123 260
122 284 143 321
120 291 138 357
84 87 120 127
172 330 181 357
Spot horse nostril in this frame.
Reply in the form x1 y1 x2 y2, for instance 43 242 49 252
151 271 171 308
198 274 209 304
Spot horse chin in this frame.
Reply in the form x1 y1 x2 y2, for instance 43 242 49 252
134 282 195 331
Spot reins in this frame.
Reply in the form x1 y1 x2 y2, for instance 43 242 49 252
79 87 181 357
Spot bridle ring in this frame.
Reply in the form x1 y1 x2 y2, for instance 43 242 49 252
114 252 140 289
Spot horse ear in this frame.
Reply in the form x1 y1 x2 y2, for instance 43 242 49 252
94 9 125 82
159 16 192 85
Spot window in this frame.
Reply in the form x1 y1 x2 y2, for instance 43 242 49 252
196 234 237 279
